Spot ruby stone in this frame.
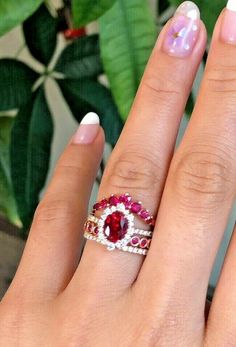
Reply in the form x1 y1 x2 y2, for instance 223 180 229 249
131 202 142 213
140 238 148 248
119 194 130 203
130 236 140 247
140 209 150 219
104 211 128 243
109 195 119 206
100 198 108 208
93 202 101 210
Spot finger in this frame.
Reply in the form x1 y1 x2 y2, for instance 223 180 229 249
4 113 104 301
205 222 236 346
138 6 236 339
68 1 207 297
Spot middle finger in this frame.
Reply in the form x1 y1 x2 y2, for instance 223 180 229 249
139 6 236 339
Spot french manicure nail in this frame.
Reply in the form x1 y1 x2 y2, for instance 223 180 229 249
162 1 200 57
73 112 100 144
221 0 236 45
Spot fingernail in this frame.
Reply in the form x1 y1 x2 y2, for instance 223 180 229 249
162 1 200 57
221 1 236 45
73 112 100 144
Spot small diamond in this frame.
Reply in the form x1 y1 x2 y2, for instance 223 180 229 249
107 244 116 251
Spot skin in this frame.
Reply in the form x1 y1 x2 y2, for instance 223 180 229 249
1 10 236 347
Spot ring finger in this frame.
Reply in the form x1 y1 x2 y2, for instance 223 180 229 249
68 1 207 295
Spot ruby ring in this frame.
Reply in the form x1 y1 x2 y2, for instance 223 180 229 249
83 194 155 256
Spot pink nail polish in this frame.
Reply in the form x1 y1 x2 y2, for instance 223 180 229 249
73 112 100 144
221 1 236 45
162 1 200 58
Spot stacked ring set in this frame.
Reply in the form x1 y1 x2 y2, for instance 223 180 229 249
84 194 155 256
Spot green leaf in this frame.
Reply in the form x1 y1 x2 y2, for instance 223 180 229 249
72 0 117 27
10 88 53 230
59 79 123 145
0 0 43 37
23 4 58 65
168 0 224 35
55 34 103 79
0 59 38 111
158 0 170 15
99 0 157 121
185 93 194 118
0 117 19 225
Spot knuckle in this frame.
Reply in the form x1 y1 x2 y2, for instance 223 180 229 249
55 162 85 180
33 199 73 226
171 146 234 209
142 76 182 104
205 65 236 94
105 152 162 194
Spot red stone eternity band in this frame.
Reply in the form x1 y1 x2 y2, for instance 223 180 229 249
83 194 156 256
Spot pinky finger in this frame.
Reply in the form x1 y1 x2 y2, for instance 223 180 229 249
3 112 104 302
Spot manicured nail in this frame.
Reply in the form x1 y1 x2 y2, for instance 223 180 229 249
73 112 100 144
221 0 236 45
162 1 200 57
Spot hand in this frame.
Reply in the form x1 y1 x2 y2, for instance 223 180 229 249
1 2 236 346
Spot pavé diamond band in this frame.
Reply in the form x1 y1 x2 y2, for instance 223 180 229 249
83 194 156 256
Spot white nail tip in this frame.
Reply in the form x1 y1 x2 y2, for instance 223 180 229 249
227 0 236 12
80 112 100 125
176 1 200 20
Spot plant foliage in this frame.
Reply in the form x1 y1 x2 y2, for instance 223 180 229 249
10 89 53 231
0 3 123 232
99 0 157 121
0 0 221 233
72 0 117 27
0 0 43 37
0 117 19 225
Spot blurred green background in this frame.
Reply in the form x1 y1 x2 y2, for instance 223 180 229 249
0 0 235 297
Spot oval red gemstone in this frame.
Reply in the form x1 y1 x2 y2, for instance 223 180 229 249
104 211 128 243
131 202 142 213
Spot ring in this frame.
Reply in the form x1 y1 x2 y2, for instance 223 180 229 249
83 194 155 256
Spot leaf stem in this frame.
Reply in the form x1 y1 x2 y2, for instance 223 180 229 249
14 43 26 58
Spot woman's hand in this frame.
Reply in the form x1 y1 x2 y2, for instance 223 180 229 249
1 1 236 346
